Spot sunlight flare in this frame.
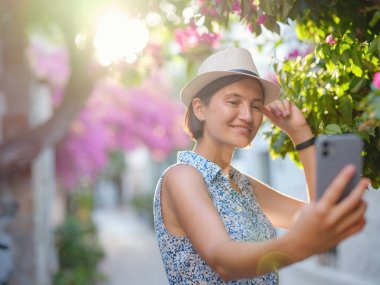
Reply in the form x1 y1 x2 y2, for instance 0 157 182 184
94 8 149 66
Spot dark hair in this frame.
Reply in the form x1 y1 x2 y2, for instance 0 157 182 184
184 75 246 140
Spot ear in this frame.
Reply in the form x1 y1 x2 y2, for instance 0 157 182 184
192 98 205 121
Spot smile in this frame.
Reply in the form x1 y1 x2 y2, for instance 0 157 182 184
231 125 252 134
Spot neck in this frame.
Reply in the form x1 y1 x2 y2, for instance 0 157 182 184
193 139 234 176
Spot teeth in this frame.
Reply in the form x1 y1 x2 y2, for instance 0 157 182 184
233 126 251 132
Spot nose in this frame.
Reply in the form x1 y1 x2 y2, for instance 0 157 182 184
239 104 253 122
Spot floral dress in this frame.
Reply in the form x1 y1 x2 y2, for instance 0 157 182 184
153 151 278 284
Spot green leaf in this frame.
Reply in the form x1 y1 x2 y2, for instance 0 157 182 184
325 124 342 134
350 77 366 93
240 0 250 21
281 0 295 19
263 15 281 34
369 10 380 27
338 95 353 124
260 0 274 15
368 37 379 54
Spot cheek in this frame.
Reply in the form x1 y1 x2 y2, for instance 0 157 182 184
255 113 264 125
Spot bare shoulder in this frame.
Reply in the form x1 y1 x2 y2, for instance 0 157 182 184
163 164 206 195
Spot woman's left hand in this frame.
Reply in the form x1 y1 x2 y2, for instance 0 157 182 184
262 99 313 145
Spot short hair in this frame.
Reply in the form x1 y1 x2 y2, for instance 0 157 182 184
184 75 246 140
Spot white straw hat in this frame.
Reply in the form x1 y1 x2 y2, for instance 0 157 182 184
180 47 281 107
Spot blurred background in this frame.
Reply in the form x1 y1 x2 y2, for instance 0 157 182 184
0 1 379 285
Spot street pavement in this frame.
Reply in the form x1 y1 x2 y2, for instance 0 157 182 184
93 207 168 285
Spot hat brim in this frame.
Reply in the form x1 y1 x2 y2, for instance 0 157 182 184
180 71 281 107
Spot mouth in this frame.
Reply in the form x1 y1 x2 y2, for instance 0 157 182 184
231 125 252 135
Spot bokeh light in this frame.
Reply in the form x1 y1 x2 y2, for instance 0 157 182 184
94 8 149 66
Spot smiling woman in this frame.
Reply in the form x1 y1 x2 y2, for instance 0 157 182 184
93 8 149 66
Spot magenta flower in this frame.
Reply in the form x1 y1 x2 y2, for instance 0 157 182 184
28 36 70 106
326 34 337 45
265 72 279 85
232 0 241 15
257 14 267 25
174 26 199 51
174 25 220 52
287 49 300 59
373 72 380 89
57 71 190 190
200 6 218 17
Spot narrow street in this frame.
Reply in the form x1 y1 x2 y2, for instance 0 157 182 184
93 207 168 285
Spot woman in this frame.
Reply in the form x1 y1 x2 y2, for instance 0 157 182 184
153 47 368 284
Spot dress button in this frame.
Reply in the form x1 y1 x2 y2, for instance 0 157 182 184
236 205 242 212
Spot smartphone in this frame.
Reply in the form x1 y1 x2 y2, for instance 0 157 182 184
316 134 363 202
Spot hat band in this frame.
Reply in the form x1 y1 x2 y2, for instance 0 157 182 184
229 69 259 77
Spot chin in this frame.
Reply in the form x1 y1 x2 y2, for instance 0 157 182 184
233 140 252 149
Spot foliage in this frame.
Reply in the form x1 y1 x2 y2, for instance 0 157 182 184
186 0 380 187
53 190 106 285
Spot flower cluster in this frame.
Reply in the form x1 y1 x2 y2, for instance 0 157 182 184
28 36 189 190
174 23 220 52
57 72 190 189
28 36 70 106
325 34 337 45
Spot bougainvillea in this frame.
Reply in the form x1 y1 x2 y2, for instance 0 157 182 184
29 37 189 189
56 73 189 189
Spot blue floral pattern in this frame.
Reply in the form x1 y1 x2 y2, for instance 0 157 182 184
154 151 278 284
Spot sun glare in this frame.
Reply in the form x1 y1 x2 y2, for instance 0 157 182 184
94 8 149 66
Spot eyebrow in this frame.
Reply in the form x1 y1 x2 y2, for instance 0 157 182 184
225 93 264 102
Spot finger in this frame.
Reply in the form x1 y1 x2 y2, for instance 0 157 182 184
263 104 281 119
336 216 366 243
335 200 367 234
335 178 369 214
273 100 288 117
318 165 357 207
262 106 276 120
283 99 291 115
269 102 282 117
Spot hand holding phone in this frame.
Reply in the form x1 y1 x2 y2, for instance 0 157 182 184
316 134 363 202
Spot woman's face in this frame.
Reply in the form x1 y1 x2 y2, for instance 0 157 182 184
200 77 264 148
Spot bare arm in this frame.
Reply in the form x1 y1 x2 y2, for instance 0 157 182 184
248 176 305 229
263 99 315 201
162 164 368 281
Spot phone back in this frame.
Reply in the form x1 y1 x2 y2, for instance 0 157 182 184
316 134 363 201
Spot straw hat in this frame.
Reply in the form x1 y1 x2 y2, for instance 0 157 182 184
180 47 281 107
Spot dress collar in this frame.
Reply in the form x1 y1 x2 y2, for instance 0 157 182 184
177 151 223 184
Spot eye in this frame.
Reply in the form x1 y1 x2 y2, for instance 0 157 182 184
227 100 239 106
251 104 263 111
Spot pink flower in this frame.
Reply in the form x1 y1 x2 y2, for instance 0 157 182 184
250 2 258 12
287 49 300 59
56 71 190 190
246 23 253 33
200 6 218 17
326 34 336 45
232 0 241 15
174 26 220 52
174 26 199 51
28 36 70 106
373 72 380 89
265 72 279 85
257 14 267 25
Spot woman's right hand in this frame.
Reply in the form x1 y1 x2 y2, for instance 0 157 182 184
285 165 369 261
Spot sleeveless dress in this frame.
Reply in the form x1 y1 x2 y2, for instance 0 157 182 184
153 151 278 284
